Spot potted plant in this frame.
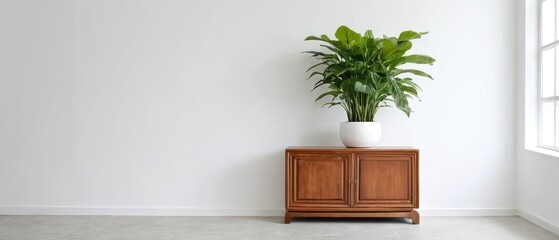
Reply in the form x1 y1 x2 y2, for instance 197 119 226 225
304 25 435 147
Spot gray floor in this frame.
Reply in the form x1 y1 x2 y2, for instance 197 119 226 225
0 215 557 240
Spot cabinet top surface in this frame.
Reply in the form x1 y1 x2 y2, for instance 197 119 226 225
286 146 417 151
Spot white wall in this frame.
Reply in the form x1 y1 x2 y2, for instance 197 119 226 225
516 0 559 235
516 151 559 235
0 0 516 215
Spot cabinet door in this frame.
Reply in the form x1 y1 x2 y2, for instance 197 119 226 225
286 152 352 209
354 153 418 208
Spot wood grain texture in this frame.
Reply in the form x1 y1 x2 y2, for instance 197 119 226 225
285 147 419 224
286 153 351 208
354 154 416 208
297 158 344 200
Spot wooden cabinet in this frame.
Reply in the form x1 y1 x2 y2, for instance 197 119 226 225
285 147 419 224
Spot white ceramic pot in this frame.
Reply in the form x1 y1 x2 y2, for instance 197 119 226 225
339 122 381 148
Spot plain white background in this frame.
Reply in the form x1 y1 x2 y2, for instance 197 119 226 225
0 0 543 225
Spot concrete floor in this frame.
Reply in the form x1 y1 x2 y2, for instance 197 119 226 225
0 215 557 240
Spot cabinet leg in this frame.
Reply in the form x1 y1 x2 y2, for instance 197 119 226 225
284 212 294 224
410 210 420 224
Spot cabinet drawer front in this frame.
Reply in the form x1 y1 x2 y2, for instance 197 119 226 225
286 153 352 209
354 154 418 208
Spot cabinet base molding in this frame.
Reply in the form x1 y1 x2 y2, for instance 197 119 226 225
284 210 419 224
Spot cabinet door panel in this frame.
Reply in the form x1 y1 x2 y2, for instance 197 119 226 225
354 154 417 208
287 153 351 209
297 160 344 199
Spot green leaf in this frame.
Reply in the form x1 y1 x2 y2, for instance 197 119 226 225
306 60 330 72
315 90 340 101
304 35 323 41
398 30 422 41
398 78 422 91
380 38 398 56
399 105 412 117
325 64 350 77
364 30 374 39
304 35 336 45
323 102 342 108
335 25 362 47
328 84 342 92
392 69 433 79
354 81 375 94
397 41 412 52
306 71 324 80
400 85 419 98
383 41 412 61
320 44 350 58
397 54 436 66
320 34 332 41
